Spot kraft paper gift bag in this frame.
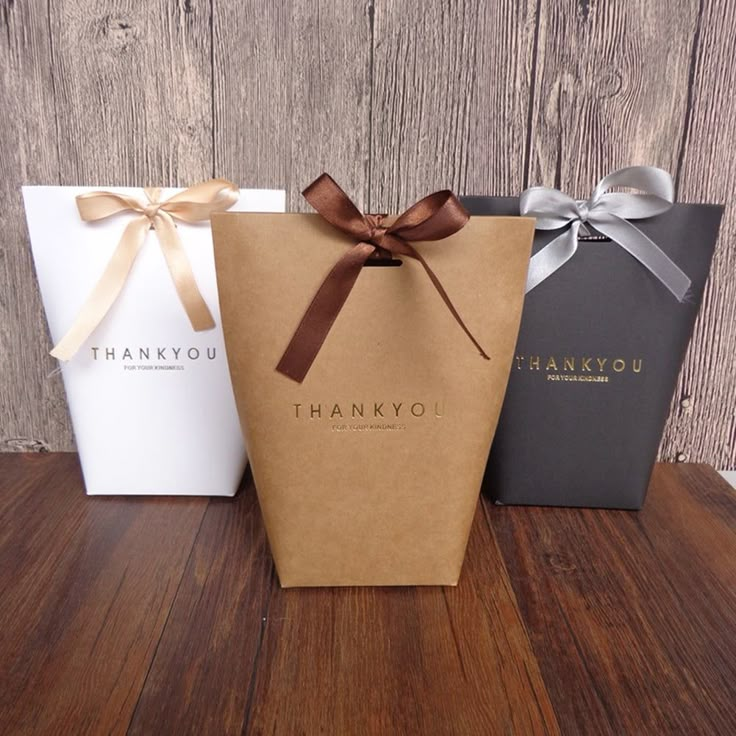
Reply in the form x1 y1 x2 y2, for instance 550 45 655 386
462 166 724 509
23 181 285 495
212 174 535 586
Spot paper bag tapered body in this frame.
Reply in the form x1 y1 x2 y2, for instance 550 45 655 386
463 194 723 509
213 212 534 585
23 185 284 495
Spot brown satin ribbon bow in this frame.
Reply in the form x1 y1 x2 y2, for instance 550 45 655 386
276 173 490 382
50 179 239 361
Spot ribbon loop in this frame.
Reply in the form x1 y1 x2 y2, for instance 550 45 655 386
50 178 239 361
520 166 690 301
303 173 372 240
521 188 580 230
276 174 489 383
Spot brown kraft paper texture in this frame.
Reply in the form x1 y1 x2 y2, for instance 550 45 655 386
212 212 534 586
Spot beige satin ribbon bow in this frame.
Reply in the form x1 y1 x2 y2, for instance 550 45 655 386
50 179 239 361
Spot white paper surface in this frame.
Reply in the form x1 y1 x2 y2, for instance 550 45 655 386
22 185 285 495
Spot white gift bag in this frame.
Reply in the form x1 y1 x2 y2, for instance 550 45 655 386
22 183 285 495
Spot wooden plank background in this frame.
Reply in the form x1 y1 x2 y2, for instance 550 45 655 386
1 0 734 467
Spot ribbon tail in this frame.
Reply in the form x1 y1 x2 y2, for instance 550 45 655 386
277 242 376 382
525 223 579 294
153 212 216 331
399 242 490 360
591 214 691 301
50 216 149 361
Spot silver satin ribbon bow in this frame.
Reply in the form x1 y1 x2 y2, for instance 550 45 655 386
520 166 691 301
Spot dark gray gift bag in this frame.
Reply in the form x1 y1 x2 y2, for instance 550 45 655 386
462 166 723 509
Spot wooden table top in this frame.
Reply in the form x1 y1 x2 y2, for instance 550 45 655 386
1 455 735 735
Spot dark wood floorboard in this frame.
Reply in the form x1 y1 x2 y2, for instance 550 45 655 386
0 454 208 736
490 463 736 736
127 469 274 736
244 502 559 736
1 457 735 735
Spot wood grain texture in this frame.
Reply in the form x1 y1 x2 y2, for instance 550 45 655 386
0 0 735 468
127 469 274 736
245 502 558 736
213 0 372 210
659 0 736 468
49 0 214 185
2 457 736 734
491 463 736 735
0 0 70 451
525 0 699 187
369 0 537 209
0 453 208 736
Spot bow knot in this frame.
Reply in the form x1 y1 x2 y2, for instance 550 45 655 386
276 173 489 383
143 202 162 220
365 213 389 253
575 200 590 222
50 178 240 361
141 186 165 221
520 166 691 300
